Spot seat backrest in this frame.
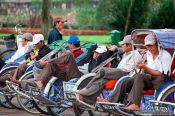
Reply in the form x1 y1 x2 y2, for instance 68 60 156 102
164 49 175 80
76 50 88 63
171 55 175 80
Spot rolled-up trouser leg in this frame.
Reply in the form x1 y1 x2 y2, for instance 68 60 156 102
21 79 37 91
0 69 15 87
127 74 153 106
12 63 28 80
37 63 58 85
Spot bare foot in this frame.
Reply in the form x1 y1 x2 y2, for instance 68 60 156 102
35 81 43 88
10 78 20 84
125 104 140 111
97 96 108 102
3 86 9 91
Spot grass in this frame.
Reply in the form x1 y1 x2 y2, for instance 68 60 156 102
0 33 11 38
63 35 112 45
0 33 120 45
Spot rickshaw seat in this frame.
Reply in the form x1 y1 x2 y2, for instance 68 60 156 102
143 90 155 95
104 80 118 90
171 56 175 80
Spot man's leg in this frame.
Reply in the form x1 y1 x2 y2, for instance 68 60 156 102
108 78 134 103
35 51 81 88
52 51 83 80
126 74 153 110
36 63 58 88
11 63 28 80
80 68 128 96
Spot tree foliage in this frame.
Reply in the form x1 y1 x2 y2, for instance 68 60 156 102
96 0 149 36
146 0 175 28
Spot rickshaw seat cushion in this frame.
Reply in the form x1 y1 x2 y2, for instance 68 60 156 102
171 57 175 80
143 90 155 95
104 80 118 90
59 64 67 67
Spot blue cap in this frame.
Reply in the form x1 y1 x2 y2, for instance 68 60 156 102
66 35 80 45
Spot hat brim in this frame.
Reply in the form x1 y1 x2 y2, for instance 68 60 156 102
64 41 70 44
18 35 31 41
94 50 104 54
32 40 40 45
145 42 156 46
118 41 125 45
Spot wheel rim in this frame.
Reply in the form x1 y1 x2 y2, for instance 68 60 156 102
47 79 67 116
17 72 40 114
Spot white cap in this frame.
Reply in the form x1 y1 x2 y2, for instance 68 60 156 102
118 35 132 45
94 45 107 54
32 34 44 45
144 34 156 46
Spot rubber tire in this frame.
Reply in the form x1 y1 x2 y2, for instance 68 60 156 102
17 71 48 114
73 76 94 116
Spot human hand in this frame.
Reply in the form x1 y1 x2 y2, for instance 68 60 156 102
40 59 48 66
107 45 118 51
93 52 101 59
136 63 145 69
30 52 36 60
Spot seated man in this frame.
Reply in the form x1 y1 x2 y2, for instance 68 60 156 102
21 35 83 89
101 34 172 111
88 45 117 72
75 35 143 104
0 34 51 88
79 45 118 74
4 33 33 64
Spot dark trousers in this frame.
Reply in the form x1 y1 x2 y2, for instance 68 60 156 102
108 73 163 106
81 68 128 101
38 51 83 85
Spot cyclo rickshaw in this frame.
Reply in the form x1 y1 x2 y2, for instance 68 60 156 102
6 42 99 115
64 29 175 116
0 40 66 111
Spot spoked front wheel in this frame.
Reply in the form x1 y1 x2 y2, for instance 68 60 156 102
159 85 175 102
46 79 68 116
17 71 48 114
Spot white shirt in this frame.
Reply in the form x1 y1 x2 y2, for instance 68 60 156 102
6 43 34 63
117 50 143 72
146 49 171 74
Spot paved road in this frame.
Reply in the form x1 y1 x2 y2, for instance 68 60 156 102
0 106 108 116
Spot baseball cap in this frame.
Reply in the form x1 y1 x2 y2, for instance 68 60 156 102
66 35 80 45
18 33 33 41
94 45 107 54
31 34 44 45
144 34 156 46
118 35 132 45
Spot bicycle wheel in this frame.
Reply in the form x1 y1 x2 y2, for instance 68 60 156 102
17 71 48 114
73 75 94 116
0 49 15 61
46 79 68 116
0 66 18 109
158 85 175 102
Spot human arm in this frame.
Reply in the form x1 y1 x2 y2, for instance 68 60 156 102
136 63 162 76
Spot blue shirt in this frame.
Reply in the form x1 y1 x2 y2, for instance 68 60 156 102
48 26 62 45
